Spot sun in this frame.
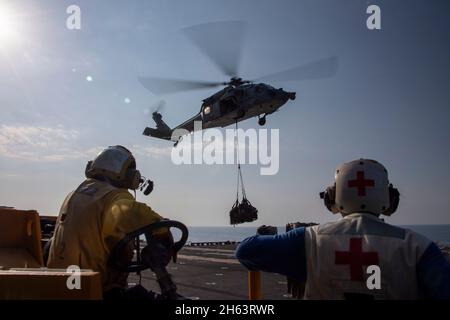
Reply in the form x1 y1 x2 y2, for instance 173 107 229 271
0 4 20 46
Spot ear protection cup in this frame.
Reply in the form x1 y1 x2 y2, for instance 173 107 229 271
383 184 400 216
320 184 339 214
124 168 141 190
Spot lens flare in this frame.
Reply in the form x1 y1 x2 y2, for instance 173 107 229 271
0 4 20 46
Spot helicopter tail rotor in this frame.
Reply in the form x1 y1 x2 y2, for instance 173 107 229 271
143 111 173 141
153 99 166 114
143 99 167 117
142 99 173 140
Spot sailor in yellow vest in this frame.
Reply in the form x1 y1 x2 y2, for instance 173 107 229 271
237 159 450 299
47 145 175 298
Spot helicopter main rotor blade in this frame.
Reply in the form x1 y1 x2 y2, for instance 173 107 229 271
253 56 338 83
138 77 225 95
182 21 247 78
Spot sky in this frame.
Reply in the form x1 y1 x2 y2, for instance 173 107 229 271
0 0 449 227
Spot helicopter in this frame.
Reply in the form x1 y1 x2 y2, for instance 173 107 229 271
139 21 338 146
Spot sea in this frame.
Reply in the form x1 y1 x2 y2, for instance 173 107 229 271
181 225 450 246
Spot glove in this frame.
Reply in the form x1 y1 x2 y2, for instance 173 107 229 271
152 229 177 263
257 225 278 236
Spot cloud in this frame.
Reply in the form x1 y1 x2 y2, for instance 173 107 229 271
0 124 101 162
131 144 172 159
0 125 229 163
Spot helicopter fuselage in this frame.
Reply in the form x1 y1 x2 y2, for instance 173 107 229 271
142 82 295 144
200 83 295 129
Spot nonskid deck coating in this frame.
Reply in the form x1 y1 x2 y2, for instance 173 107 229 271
128 245 294 300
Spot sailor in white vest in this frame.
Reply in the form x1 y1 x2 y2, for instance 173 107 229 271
236 159 450 299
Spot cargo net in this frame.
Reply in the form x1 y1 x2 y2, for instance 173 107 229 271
229 122 258 225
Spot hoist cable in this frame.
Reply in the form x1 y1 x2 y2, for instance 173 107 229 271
235 121 247 201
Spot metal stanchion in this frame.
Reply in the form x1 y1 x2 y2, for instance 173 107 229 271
247 225 278 300
248 270 262 300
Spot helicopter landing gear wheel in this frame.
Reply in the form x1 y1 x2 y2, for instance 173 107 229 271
258 115 266 126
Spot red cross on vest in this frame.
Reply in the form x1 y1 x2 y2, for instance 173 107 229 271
348 171 374 196
335 238 379 281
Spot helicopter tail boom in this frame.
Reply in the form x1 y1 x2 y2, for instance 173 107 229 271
142 127 173 141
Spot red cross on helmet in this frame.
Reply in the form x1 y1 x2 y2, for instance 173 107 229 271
333 159 390 216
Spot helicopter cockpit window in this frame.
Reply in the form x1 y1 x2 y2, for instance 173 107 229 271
203 105 211 115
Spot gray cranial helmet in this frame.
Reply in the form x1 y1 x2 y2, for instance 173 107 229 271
85 145 141 190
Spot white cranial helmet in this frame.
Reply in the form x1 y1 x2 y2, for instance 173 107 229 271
334 159 390 216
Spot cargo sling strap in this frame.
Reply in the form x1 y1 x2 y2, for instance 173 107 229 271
229 122 258 225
